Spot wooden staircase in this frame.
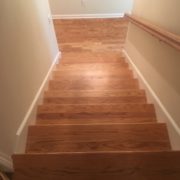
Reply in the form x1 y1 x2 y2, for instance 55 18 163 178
12 18 180 179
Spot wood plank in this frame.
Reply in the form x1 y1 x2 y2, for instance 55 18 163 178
44 90 146 98
37 104 156 120
44 96 146 104
52 74 134 82
48 79 139 90
59 42 125 53
52 75 136 84
55 63 130 72
44 90 147 104
54 18 128 44
60 57 127 64
26 123 170 153
36 117 157 125
59 52 126 64
13 151 180 180
53 73 134 80
38 103 155 113
57 62 129 69
54 18 128 53
53 65 134 77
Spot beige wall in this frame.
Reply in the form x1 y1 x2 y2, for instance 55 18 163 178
132 0 180 35
49 0 133 15
0 0 59 160
125 0 180 147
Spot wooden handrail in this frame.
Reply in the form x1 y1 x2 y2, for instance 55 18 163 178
125 14 180 51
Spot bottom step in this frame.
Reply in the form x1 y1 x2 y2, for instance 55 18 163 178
13 151 180 180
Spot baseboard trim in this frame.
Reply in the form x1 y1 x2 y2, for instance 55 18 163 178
52 13 124 19
0 152 13 172
15 51 61 153
122 48 180 149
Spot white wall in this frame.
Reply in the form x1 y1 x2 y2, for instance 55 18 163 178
0 0 59 170
49 0 133 16
125 0 180 149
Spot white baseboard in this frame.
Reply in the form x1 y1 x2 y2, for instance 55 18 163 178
52 13 124 19
15 51 61 154
122 47 180 150
0 152 13 172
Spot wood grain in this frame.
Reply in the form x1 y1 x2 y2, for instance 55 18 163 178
60 52 126 64
26 123 171 153
37 104 156 120
54 18 128 43
38 103 155 113
37 117 157 125
13 151 180 180
53 71 134 79
53 18 128 52
55 63 130 72
44 96 146 104
48 79 139 90
52 74 133 82
44 89 146 97
44 89 147 104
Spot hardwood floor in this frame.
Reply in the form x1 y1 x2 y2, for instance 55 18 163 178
54 18 128 53
12 18 180 179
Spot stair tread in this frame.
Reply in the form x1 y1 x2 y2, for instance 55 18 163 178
52 74 134 81
13 151 180 180
59 51 126 64
57 62 128 67
37 104 156 120
26 123 171 153
53 69 133 77
38 103 155 113
37 117 157 125
44 90 147 104
55 63 130 72
44 89 146 97
58 60 128 66
44 96 147 104
49 79 139 90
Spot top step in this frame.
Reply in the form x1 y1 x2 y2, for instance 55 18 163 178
54 18 128 43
